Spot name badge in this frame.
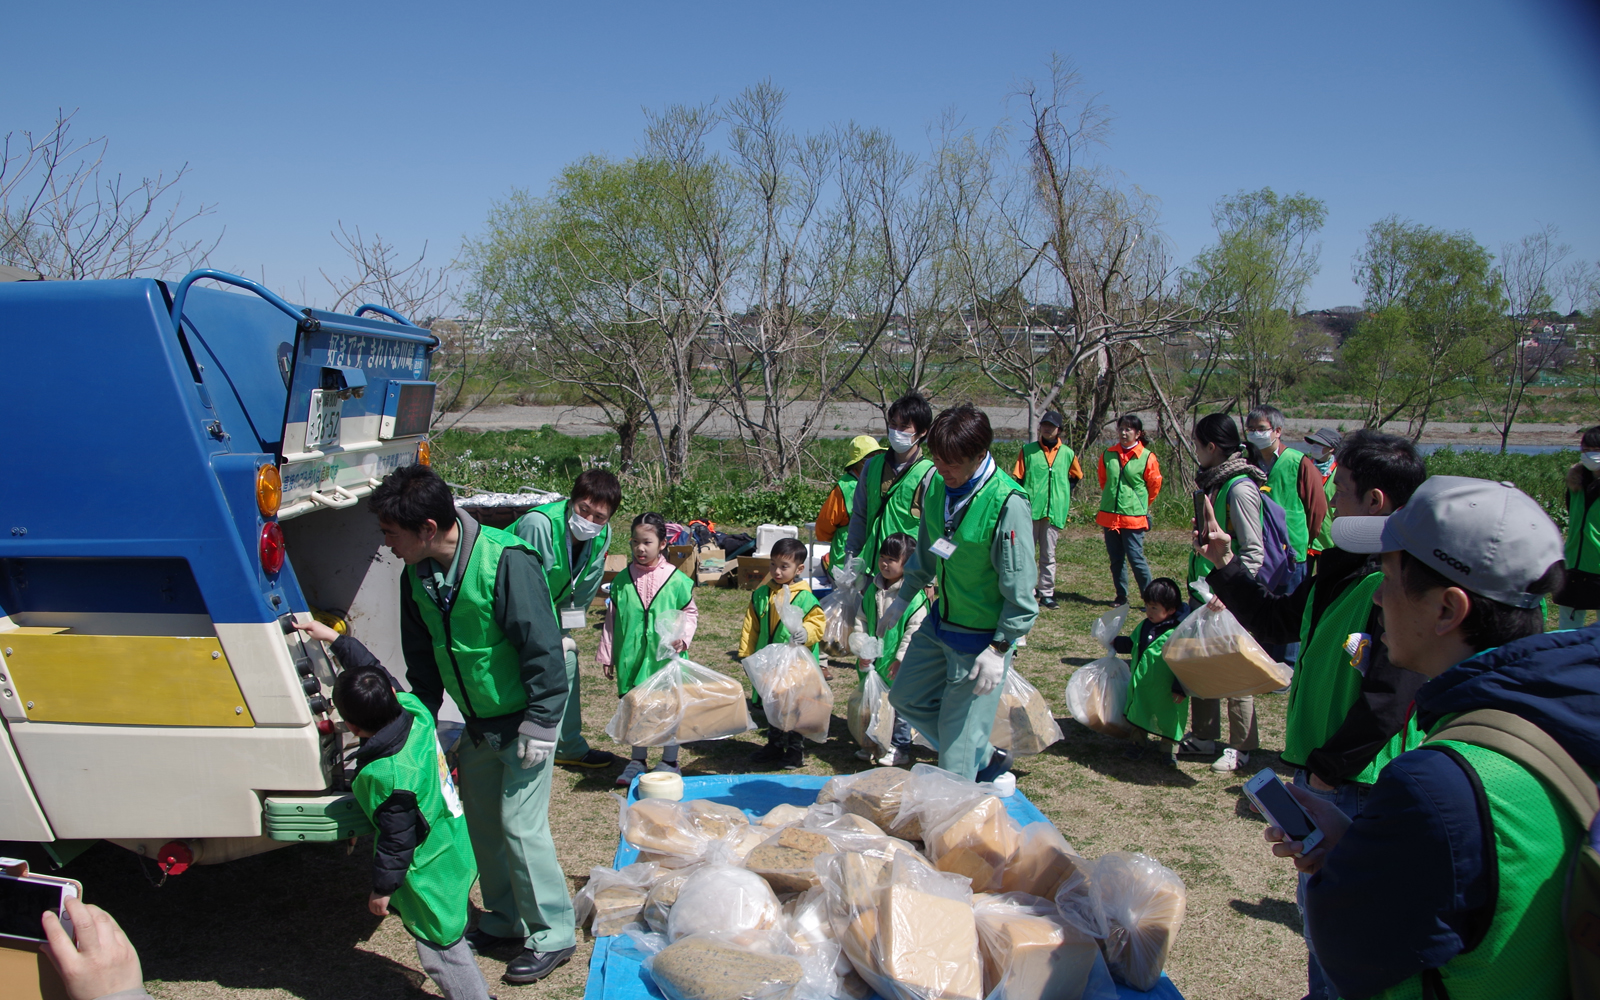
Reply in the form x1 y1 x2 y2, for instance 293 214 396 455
930 537 958 560
561 607 588 630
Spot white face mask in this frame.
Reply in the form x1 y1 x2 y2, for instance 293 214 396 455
568 511 607 542
887 429 917 454
1583 452 1600 472
1246 430 1276 451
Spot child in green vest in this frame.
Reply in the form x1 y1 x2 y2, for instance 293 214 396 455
850 532 928 765
599 512 699 789
740 536 826 769
312 624 489 1000
1114 577 1187 766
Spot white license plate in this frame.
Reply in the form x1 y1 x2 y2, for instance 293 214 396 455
305 390 342 450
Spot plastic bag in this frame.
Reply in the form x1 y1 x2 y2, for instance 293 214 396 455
821 588 857 658
848 630 884 664
746 824 836 893
743 643 833 742
574 861 659 936
922 793 1022 893
607 656 754 747
1065 656 1131 737
815 850 896 999
642 865 699 934
1093 852 1187 992
787 885 855 993
892 763 991 846
864 671 897 753
1162 601 1293 699
619 797 711 862
870 852 985 1000
643 929 805 1000
667 858 784 941
654 606 694 660
758 803 810 829
1090 604 1130 652
818 766 922 840
991 669 1064 756
1000 822 1084 899
686 799 750 840
973 892 1108 1000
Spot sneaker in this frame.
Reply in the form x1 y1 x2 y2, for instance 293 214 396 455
750 729 787 765
652 761 681 775
975 747 1012 783
503 945 576 984
615 759 647 788
1211 748 1250 772
888 747 913 767
854 748 875 761
465 928 523 955
779 745 805 769
1176 734 1217 758
1041 596 1059 610
555 748 622 769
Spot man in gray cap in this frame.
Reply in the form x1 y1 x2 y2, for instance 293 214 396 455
1302 428 1342 559
1010 410 1082 610
1262 477 1597 999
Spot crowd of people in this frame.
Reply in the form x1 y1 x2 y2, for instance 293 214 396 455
38 401 1600 1000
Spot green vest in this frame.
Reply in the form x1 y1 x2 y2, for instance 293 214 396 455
611 566 697 697
1283 571 1422 781
829 477 859 568
1374 741 1580 1000
523 499 609 612
1566 481 1600 575
1099 447 1152 519
1264 447 1310 561
407 526 532 719
1188 475 1259 594
926 468 1028 633
749 582 822 659
860 579 928 683
859 453 936 567
1021 442 1075 528
352 693 476 946
1124 622 1186 742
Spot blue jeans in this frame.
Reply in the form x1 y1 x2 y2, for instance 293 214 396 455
891 715 912 749
1103 527 1152 605
1293 770 1369 1000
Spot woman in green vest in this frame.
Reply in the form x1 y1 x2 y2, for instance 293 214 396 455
851 532 929 766
816 435 883 575
1557 424 1600 629
598 512 698 788
879 404 1039 781
1097 413 1163 607
846 392 937 572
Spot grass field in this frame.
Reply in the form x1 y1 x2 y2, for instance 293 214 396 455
57 527 1319 1000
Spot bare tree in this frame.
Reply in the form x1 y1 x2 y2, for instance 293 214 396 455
1478 225 1571 452
0 110 218 279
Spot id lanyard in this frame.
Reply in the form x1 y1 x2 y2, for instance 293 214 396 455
932 462 995 560
557 534 595 630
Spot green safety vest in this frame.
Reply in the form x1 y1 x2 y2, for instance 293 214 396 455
520 499 609 614
749 582 822 660
1374 740 1580 1000
611 566 697 697
1099 447 1153 519
1264 447 1310 561
1124 622 1186 742
407 526 534 719
1021 441 1076 528
829 477 859 569
1309 466 1337 555
352 693 476 947
925 468 1028 633
1188 474 1260 595
1283 571 1422 781
859 453 936 568
1566 480 1600 575
860 579 928 683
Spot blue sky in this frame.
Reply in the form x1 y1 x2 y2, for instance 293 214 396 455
8 1 1598 309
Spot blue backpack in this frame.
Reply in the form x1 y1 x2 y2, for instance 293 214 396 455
1220 474 1293 594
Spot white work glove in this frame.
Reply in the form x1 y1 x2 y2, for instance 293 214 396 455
967 645 1006 696
515 734 555 769
779 603 809 645
874 597 909 639
562 635 578 656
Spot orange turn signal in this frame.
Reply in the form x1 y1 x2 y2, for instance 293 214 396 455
417 440 432 466
257 464 282 517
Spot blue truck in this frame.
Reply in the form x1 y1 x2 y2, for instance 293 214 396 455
0 269 438 870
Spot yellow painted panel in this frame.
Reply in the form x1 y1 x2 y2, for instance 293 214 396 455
4 627 69 635
3 634 256 727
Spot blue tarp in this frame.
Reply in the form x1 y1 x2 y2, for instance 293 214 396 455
582 773 1184 1000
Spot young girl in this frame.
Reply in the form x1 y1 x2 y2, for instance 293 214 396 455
1117 577 1188 765
599 512 698 788
851 532 927 766
740 536 826 769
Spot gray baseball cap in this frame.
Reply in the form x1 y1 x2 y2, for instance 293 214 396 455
1040 410 1064 428
1304 427 1342 451
1329 476 1563 609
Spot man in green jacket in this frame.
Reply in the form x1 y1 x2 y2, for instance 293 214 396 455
846 392 937 572
371 465 575 986
512 470 623 771
881 404 1039 781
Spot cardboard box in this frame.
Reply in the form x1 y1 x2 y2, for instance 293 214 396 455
601 553 629 583
736 555 772 590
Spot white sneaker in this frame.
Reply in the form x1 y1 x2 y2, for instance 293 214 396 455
1211 748 1250 772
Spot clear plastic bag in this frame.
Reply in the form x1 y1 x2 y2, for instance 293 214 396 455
973 892 1109 1000
574 861 659 936
815 850 896 999
745 824 836 894
643 929 806 1000
1065 656 1131 737
848 629 884 663
743 643 834 742
1093 851 1187 992
991 669 1064 756
892 763 991 845
1161 601 1293 698
758 803 811 829
1001 822 1084 899
667 859 784 941
606 656 754 747
864 670 897 753
870 853 985 1000
818 766 921 840
1090 604 1130 652
923 793 1022 893
618 797 712 861
642 865 699 934
821 588 857 658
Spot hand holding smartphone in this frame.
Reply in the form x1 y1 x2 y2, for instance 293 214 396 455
1243 770 1325 855
0 868 79 944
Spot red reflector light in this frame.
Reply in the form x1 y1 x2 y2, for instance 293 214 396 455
260 522 285 575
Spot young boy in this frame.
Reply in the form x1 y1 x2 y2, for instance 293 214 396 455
1115 577 1189 765
740 536 826 768
297 621 489 1000
851 532 927 766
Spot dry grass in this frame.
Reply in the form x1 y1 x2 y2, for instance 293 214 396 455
69 528 1305 1000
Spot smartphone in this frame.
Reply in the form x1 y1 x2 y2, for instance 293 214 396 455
1243 770 1324 855
0 872 78 944
1192 490 1210 535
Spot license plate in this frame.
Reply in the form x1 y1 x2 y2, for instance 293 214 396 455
305 390 342 450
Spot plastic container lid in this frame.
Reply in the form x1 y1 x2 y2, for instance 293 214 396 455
637 771 684 801
989 772 1017 798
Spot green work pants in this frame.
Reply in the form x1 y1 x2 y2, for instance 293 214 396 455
456 736 576 951
888 627 1008 780
555 641 589 759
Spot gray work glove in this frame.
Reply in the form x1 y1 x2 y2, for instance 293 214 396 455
874 597 909 639
515 734 555 769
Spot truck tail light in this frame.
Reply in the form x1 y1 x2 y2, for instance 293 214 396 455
260 523 285 575
417 440 432 466
257 463 282 517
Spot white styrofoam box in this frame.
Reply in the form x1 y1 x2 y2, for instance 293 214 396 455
754 523 799 557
